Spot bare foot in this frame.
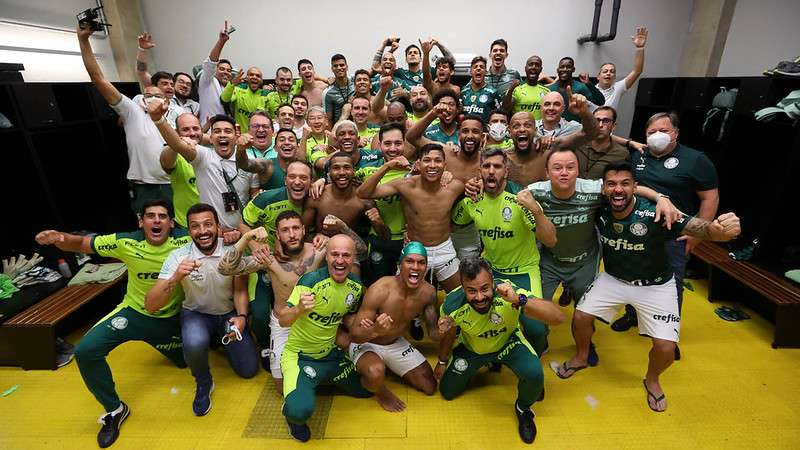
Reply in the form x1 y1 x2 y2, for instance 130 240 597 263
643 378 667 412
376 386 406 412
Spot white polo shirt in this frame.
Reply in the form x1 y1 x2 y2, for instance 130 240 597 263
190 145 259 229
159 238 234 315
110 95 169 184
198 58 225 123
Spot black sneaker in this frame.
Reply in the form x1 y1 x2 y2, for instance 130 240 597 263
287 419 311 442
558 288 573 307
55 337 75 368
611 305 638 332
674 345 681 361
409 317 424 340
536 387 545 402
261 349 271 372
97 402 130 448
515 402 537 444
775 62 800 77
193 381 214 416
587 342 599 367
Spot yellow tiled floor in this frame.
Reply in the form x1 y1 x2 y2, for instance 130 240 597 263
1 279 799 449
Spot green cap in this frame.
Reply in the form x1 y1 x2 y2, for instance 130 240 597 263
399 241 427 262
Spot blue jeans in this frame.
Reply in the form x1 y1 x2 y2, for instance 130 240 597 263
664 239 688 311
180 309 259 386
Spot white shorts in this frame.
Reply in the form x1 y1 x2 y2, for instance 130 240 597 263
425 238 460 283
450 223 481 261
577 272 681 342
348 337 427 377
268 311 290 379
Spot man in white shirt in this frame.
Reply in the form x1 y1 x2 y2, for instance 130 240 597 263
595 27 648 110
147 203 257 416
198 23 234 123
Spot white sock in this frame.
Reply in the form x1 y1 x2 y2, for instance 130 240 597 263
109 404 124 416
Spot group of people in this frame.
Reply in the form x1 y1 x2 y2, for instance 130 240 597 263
33 22 741 447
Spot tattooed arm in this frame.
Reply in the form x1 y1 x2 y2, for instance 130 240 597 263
217 227 274 276
423 285 441 342
321 215 368 261
680 212 740 241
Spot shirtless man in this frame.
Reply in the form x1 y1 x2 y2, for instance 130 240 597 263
421 38 460 98
506 87 599 185
357 143 465 293
218 213 327 393
296 59 328 108
406 90 461 147
348 242 439 412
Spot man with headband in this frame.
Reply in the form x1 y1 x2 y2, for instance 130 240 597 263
347 242 440 412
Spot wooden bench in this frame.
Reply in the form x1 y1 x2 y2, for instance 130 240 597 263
0 272 126 370
692 241 800 348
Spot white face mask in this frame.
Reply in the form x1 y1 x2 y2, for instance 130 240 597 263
646 131 672 153
488 122 508 141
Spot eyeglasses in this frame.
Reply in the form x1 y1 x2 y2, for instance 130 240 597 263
250 124 271 130
596 118 614 125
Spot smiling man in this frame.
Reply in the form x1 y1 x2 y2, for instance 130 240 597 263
504 55 550 120
221 66 267 133
236 127 299 191
486 38 522 97
407 89 461 147
547 57 605 122
35 200 190 448
461 56 502 124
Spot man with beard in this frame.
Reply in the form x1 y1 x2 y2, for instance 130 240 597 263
547 57 605 122
461 56 502 124
358 144 465 293
221 66 267 133
437 257 564 444
198 22 234 122
302 152 374 263
595 27 648 110
236 127 298 190
134 33 201 118
291 95 309 135
372 79 428 127
504 56 549 121
78 25 172 217
265 67 298 119
486 39 522 97
407 89 461 146
537 91 583 138
279 234 371 442
554 162 739 413
147 203 257 416
218 212 328 394
296 59 329 108
274 104 301 140
325 54 355 123
394 40 452 90
313 120 383 172
505 89 599 185
35 200 190 448
455 148 557 354
348 242 440 412
408 85 433 122
576 106 629 179
151 106 258 231
160 113 201 228
421 38 461 98
486 110 514 150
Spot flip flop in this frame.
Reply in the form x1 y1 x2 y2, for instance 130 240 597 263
643 379 667 412
554 361 587 379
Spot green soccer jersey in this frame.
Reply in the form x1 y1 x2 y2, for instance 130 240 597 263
631 143 718 216
355 167 408 240
461 83 501 123
392 67 433 90
170 155 199 228
452 181 539 273
305 134 328 161
91 229 191 317
598 197 689 285
424 122 459 145
512 83 550 120
285 266 364 358
264 90 294 119
356 149 384 168
242 187 303 247
220 83 268 133
486 68 522 97
259 157 286 191
441 280 533 355
529 178 604 266
358 125 380 144
371 76 402 101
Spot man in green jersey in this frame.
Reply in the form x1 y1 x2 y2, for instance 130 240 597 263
407 89 461 147
264 67 297 119
220 66 267 133
437 257 564 444
159 113 201 228
455 148 557 354
312 120 384 173
486 39 522 97
461 56 502 124
555 162 739 413
35 200 190 448
236 128 299 190
278 234 371 441
503 55 550 121
394 40 452 91
547 57 605 122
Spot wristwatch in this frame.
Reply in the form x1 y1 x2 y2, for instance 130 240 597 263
514 294 528 309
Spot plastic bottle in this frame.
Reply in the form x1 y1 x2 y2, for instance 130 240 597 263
57 259 72 278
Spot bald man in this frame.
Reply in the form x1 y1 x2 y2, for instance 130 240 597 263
537 91 583 138
220 66 267 133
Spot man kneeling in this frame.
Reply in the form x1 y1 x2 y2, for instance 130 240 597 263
436 257 564 444
348 242 440 412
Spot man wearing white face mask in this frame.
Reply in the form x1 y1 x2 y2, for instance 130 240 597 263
613 112 719 347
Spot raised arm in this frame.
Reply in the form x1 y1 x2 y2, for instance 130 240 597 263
321 215 368 260
159 145 178 172
149 100 198 161
371 76 392 119
146 256 197 313
554 88 598 149
77 26 121 105
496 283 565 325
680 212 739 242
356 159 408 199
35 230 93 254
235 132 273 176
370 37 393 75
420 38 435 95
502 80 520 112
516 189 557 248
405 105 442 148
209 21 231 63
135 32 155 89
625 26 647 90
433 38 453 61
